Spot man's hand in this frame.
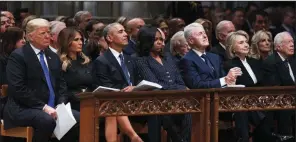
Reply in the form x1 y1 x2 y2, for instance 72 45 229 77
121 86 135 92
225 67 242 85
43 105 57 119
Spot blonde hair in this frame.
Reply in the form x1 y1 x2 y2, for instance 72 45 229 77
250 30 273 59
57 27 90 71
225 30 250 59
22 15 38 30
25 18 50 42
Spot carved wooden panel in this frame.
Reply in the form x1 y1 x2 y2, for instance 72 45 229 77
97 97 201 116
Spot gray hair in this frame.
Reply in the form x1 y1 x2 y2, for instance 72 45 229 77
170 31 188 55
184 22 204 40
49 21 66 35
274 32 291 48
26 18 50 42
215 20 233 39
225 30 250 59
103 22 121 43
250 30 273 59
74 11 91 24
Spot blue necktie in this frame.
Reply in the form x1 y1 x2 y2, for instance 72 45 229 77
119 54 132 85
39 51 55 108
201 54 214 72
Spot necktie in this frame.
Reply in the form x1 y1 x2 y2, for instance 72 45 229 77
39 51 55 107
201 54 214 71
119 54 132 85
284 59 295 82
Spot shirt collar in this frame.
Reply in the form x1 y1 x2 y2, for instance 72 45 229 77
192 48 206 57
30 43 42 55
109 47 122 58
219 42 226 50
277 52 286 62
49 45 57 53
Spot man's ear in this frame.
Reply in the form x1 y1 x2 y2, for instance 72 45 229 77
106 35 112 43
187 37 194 45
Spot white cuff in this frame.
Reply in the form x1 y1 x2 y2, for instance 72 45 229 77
220 77 226 87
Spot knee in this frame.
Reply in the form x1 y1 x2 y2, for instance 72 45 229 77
42 116 56 132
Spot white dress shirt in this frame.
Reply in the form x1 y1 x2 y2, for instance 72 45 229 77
192 49 226 87
30 43 49 68
49 45 57 53
240 58 258 84
278 52 295 82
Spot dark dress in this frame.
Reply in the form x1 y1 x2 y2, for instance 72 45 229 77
63 57 94 111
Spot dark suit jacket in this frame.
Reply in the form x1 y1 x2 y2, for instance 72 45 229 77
224 57 263 87
210 43 227 62
92 49 140 89
262 52 296 86
4 43 68 129
0 55 8 85
136 53 186 90
123 39 137 56
179 50 225 89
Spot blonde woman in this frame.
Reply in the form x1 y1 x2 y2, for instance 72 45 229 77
224 30 272 142
170 31 190 64
249 30 273 60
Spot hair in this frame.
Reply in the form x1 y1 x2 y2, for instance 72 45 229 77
22 15 37 31
232 7 245 16
248 10 268 26
184 23 204 41
49 21 66 35
74 11 91 25
102 22 121 44
26 18 50 42
0 27 24 57
170 31 188 56
249 30 273 59
116 16 129 29
85 19 102 39
64 17 76 27
152 15 168 27
136 25 163 57
245 2 259 12
57 27 90 71
55 16 66 22
215 20 233 40
274 31 291 49
85 25 106 60
225 30 250 59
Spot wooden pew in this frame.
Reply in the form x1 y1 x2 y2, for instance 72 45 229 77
211 86 296 142
79 89 211 142
0 84 33 142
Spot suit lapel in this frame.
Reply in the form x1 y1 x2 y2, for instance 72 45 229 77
105 49 129 85
23 44 46 83
189 50 215 78
274 53 295 84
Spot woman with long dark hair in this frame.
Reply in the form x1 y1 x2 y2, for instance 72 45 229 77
0 27 26 85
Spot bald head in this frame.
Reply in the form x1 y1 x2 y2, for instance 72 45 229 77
215 20 236 45
126 18 145 40
168 18 185 37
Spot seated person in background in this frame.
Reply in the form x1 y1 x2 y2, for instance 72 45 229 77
249 30 273 60
179 23 241 89
170 31 190 65
3 18 79 142
223 30 274 142
92 22 143 142
58 27 95 111
262 31 296 141
136 25 191 142
85 25 108 61
48 21 66 53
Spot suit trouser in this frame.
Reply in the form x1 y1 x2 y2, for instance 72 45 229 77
265 110 293 135
12 108 80 142
148 114 192 142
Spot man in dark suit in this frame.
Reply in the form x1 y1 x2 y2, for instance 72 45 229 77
180 22 241 89
262 31 296 141
92 22 143 142
210 20 235 62
3 18 79 142
123 18 145 55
